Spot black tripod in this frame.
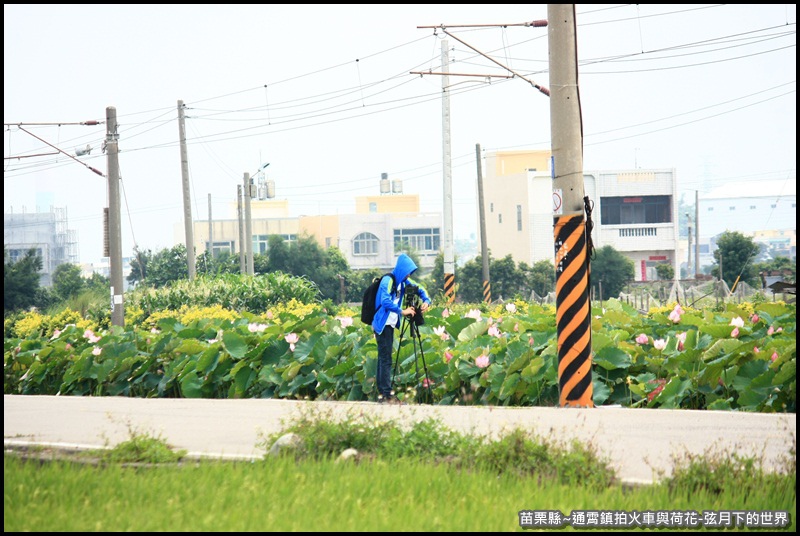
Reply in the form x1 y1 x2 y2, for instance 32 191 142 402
392 297 432 404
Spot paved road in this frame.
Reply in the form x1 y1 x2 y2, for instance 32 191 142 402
4 394 795 485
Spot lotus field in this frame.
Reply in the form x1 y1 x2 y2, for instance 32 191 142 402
4 296 795 412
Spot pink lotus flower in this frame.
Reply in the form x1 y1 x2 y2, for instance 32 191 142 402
487 325 501 338
92 346 102 356
150 328 160 334
753 346 760 353
529 336 535 346
729 316 744 328
514 322 519 332
51 329 61 340
465 309 482 320
475 354 490 369
731 327 739 338
442 308 451 318
767 326 774 336
676 332 687 351
83 329 101 344
444 350 453 364
653 339 667 351
668 305 682 324
505 303 517 313
65 343 72 350
635 333 649 345
422 378 434 388
433 326 449 341
285 333 299 352
336 316 353 328
750 314 759 324
248 322 268 333
771 352 778 362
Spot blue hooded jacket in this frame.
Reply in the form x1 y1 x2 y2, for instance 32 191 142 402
371 253 431 334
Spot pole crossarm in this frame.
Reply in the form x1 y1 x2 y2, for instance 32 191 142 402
415 22 550 96
15 125 106 177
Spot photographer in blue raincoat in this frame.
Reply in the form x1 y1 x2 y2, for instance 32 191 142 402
371 253 431 404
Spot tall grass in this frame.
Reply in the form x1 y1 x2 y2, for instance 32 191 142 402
4 454 795 532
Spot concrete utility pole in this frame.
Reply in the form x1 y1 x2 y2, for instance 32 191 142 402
475 143 491 303
177 100 196 279
243 172 254 275
105 106 124 327
694 189 700 277
208 193 213 262
237 185 245 274
441 40 456 304
549 4 593 408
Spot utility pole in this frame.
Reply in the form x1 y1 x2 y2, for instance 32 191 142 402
475 143 491 304
208 193 213 263
105 106 124 327
237 185 245 274
694 189 700 277
244 172 254 275
177 100 196 279
549 4 593 408
441 40 455 304
687 212 693 278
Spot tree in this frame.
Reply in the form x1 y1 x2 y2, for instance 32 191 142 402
590 245 635 300
265 235 291 274
52 263 85 301
139 245 189 287
655 263 674 281
712 231 760 289
525 259 556 299
490 254 525 300
4 247 43 312
127 247 152 286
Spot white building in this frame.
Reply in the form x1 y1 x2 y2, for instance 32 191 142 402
482 150 680 282
697 179 796 268
4 207 78 287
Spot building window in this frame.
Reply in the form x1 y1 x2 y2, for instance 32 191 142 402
600 195 672 225
353 232 379 256
750 205 756 210
771 204 777 208
516 205 522 231
498 214 503 224
729 206 735 211
325 237 331 248
206 241 234 257
708 207 714 211
369 202 377 213
393 228 440 254
490 203 494 213
253 234 297 254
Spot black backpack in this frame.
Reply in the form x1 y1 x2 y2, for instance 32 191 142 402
360 273 396 325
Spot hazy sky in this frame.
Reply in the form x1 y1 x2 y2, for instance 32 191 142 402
4 4 796 264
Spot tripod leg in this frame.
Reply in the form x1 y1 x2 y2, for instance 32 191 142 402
410 322 432 404
392 319 409 393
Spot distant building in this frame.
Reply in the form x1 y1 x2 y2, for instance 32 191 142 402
186 172 442 273
4 207 78 287
482 150 680 282
698 180 796 268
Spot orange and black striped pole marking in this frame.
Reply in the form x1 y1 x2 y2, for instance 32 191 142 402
554 213 593 408
444 272 456 304
482 280 491 304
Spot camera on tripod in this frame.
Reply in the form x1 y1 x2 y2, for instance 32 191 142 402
403 284 425 326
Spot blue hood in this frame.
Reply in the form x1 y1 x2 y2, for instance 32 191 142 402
392 253 417 282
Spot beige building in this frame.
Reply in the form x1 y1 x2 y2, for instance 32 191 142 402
185 174 441 273
482 150 680 282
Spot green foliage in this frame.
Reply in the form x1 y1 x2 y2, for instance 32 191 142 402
260 408 613 487
655 262 674 281
591 245 635 299
4 247 43 313
51 263 85 301
101 425 187 463
4 289 796 413
125 272 320 316
712 231 761 288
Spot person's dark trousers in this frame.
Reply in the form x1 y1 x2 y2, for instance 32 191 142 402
375 327 394 398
